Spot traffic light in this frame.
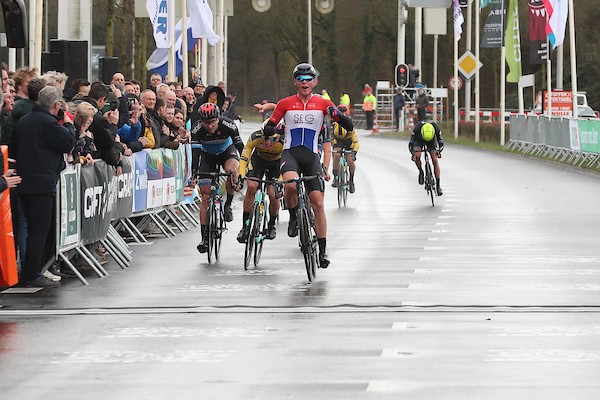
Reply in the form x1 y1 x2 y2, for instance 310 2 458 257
396 63 409 88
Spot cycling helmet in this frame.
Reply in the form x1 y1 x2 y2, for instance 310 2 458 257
199 102 220 120
421 123 435 141
293 63 317 78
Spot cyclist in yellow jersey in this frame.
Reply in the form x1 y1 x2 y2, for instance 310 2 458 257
331 105 359 193
237 121 285 242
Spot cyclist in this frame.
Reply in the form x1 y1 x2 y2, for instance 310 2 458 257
236 120 285 243
262 63 354 268
192 102 244 253
408 120 444 196
330 105 359 193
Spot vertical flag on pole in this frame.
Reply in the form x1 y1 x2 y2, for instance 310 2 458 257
147 0 171 48
187 0 220 45
454 0 464 41
542 0 568 49
528 0 548 64
504 0 522 83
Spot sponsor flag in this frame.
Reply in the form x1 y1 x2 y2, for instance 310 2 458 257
481 0 505 48
542 0 568 49
453 0 464 41
528 0 548 64
504 0 522 83
187 0 220 45
146 0 170 49
146 19 195 76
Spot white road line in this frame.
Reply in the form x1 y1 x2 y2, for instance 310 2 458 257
366 381 388 392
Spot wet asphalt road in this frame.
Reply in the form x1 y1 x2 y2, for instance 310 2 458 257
1 122 600 399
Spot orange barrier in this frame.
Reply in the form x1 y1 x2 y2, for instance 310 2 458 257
0 145 18 287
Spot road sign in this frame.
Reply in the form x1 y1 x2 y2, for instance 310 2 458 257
449 76 463 90
457 50 482 80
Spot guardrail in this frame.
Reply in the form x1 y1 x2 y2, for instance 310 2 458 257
506 115 600 169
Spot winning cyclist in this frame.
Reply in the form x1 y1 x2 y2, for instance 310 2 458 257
331 105 359 193
262 63 354 268
236 120 285 243
191 102 244 253
408 120 444 196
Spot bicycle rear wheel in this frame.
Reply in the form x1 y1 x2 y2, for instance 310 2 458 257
342 162 349 206
243 203 257 270
213 200 224 260
253 200 267 266
297 207 316 282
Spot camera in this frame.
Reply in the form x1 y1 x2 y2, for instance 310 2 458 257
104 84 113 92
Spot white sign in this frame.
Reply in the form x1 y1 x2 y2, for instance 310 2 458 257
430 88 448 98
518 74 535 88
424 8 447 35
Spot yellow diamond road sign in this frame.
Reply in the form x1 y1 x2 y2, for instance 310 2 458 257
457 50 482 80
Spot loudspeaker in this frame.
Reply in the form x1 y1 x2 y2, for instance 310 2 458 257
46 40 88 87
41 52 63 74
99 57 120 84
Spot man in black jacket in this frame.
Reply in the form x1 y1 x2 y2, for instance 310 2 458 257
14 86 76 288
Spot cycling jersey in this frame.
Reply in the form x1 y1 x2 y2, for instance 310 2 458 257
269 94 336 153
331 123 359 152
190 116 244 155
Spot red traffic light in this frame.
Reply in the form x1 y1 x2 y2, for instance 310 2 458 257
396 63 409 88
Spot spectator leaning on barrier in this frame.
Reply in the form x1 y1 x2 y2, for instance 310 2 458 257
14 86 76 288
116 95 147 153
82 82 125 173
71 102 98 165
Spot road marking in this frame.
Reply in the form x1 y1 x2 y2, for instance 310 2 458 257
435 222 450 225
381 348 412 358
103 326 278 338
366 381 388 392
438 215 454 219
1 287 43 294
423 247 445 251
392 322 408 330
46 350 236 364
485 349 600 362
490 326 600 337
175 283 311 292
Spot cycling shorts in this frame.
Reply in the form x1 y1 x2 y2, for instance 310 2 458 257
197 144 239 185
280 147 323 193
413 138 439 153
247 152 280 181
333 138 353 150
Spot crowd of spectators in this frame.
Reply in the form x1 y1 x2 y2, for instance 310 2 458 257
0 65 241 288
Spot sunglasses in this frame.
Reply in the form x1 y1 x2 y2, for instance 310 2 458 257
296 77 314 83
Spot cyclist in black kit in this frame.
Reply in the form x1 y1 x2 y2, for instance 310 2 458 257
192 102 244 253
408 120 444 196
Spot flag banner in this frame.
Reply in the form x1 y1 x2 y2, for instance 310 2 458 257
542 0 568 49
504 0 522 83
147 0 171 49
481 0 505 48
528 0 548 64
453 0 464 41
146 18 195 76
59 164 80 248
187 0 220 45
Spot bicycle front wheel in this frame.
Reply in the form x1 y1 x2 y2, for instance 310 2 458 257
253 199 267 267
206 199 215 263
342 163 349 206
425 163 435 207
244 203 257 270
298 207 317 282
337 161 345 208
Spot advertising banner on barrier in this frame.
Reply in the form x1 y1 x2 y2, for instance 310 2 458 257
133 151 148 213
146 150 164 209
175 146 185 202
162 149 177 206
108 156 134 220
569 119 581 152
80 162 111 244
577 119 600 153
59 164 80 248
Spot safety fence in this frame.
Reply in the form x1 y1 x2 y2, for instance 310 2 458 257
506 115 600 169
0 145 200 287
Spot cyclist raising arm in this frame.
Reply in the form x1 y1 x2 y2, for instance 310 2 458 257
262 63 354 268
192 102 244 253
409 120 444 196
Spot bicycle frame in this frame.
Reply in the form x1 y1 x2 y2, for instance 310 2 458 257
422 150 436 207
196 171 232 262
334 149 353 207
243 177 277 269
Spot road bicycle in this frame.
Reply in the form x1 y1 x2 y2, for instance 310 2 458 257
279 175 320 283
242 176 280 270
422 149 437 207
196 171 232 263
334 149 354 207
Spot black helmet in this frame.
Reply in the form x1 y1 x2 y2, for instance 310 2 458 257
293 63 317 78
